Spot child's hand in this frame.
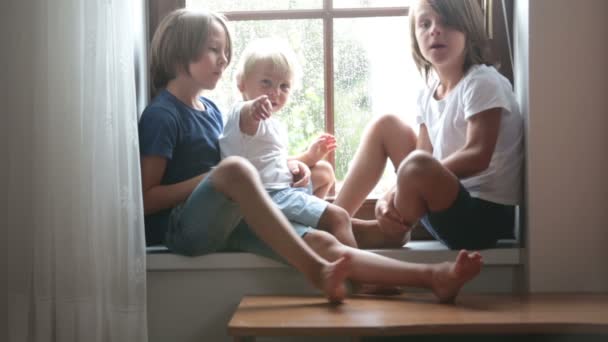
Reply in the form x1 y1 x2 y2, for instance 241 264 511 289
307 134 337 163
287 159 311 188
248 95 272 121
375 189 412 239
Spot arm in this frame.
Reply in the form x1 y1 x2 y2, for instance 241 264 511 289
416 124 433 153
287 133 336 187
140 155 207 215
374 184 412 246
441 107 502 178
239 95 272 136
289 133 337 167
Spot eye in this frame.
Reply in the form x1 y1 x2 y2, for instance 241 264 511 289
280 83 291 92
260 79 272 87
419 19 431 29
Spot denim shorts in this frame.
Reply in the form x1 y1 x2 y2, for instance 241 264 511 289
420 183 515 250
165 171 312 259
268 184 328 228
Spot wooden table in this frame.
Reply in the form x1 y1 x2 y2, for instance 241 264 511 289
228 293 608 341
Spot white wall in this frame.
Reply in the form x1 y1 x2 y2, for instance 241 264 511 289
519 0 608 292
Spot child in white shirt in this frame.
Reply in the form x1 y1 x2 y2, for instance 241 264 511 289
334 0 523 250
220 38 357 248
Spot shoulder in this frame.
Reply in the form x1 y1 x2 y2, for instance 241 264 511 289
459 65 517 117
462 65 512 92
200 96 223 117
222 102 245 129
140 90 180 125
460 65 515 104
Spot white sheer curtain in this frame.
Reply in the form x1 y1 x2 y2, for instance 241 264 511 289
6 0 148 341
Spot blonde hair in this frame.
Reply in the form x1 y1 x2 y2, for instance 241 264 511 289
234 38 302 90
150 9 232 92
409 0 494 81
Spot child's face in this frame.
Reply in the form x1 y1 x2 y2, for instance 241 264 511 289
187 20 229 91
413 0 466 72
238 60 293 113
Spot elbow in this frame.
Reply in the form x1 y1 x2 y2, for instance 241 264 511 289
141 192 159 216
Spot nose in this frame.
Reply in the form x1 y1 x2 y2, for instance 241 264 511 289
218 51 228 67
430 22 442 36
266 86 279 98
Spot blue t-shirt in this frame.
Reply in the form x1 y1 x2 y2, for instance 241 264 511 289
138 89 223 245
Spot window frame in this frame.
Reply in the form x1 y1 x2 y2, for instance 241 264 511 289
146 0 514 240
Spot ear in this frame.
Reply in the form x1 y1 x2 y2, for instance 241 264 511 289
237 78 246 92
174 62 188 77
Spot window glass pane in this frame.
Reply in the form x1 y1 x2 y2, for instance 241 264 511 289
186 0 322 12
333 0 414 8
333 16 422 196
205 19 325 157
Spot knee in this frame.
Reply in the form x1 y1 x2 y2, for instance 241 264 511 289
312 160 335 185
324 205 351 230
212 156 259 194
396 150 439 184
368 113 400 134
375 113 401 127
370 114 416 138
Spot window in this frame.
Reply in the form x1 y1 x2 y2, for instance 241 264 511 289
147 0 514 240
185 0 421 198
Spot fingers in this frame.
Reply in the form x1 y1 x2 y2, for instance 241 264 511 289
251 95 272 120
377 210 409 233
287 159 299 174
309 134 338 158
318 133 336 141
289 160 311 188
376 198 410 234
292 174 310 188
318 134 337 148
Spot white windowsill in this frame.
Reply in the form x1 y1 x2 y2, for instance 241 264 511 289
146 240 522 271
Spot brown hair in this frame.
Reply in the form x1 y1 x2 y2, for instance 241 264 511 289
409 0 493 81
149 9 232 92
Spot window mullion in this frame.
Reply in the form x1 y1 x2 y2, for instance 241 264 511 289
323 0 336 195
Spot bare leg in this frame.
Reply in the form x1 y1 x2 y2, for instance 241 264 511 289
334 114 416 216
351 218 412 249
317 204 358 248
393 151 460 225
310 160 335 199
213 157 351 302
350 152 459 249
304 230 482 303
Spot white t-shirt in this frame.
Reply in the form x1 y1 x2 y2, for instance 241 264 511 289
415 64 523 205
219 103 293 190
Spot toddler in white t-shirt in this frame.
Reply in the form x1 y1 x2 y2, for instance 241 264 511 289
219 38 357 248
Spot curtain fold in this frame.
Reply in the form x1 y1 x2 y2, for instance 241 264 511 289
7 0 148 341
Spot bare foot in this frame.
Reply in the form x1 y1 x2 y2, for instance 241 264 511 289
431 250 483 303
318 254 353 303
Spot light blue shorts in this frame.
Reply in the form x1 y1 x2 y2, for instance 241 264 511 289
268 184 329 228
165 171 313 260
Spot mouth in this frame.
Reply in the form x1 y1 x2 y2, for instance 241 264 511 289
430 43 446 50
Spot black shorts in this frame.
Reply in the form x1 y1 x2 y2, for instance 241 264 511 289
420 183 515 250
